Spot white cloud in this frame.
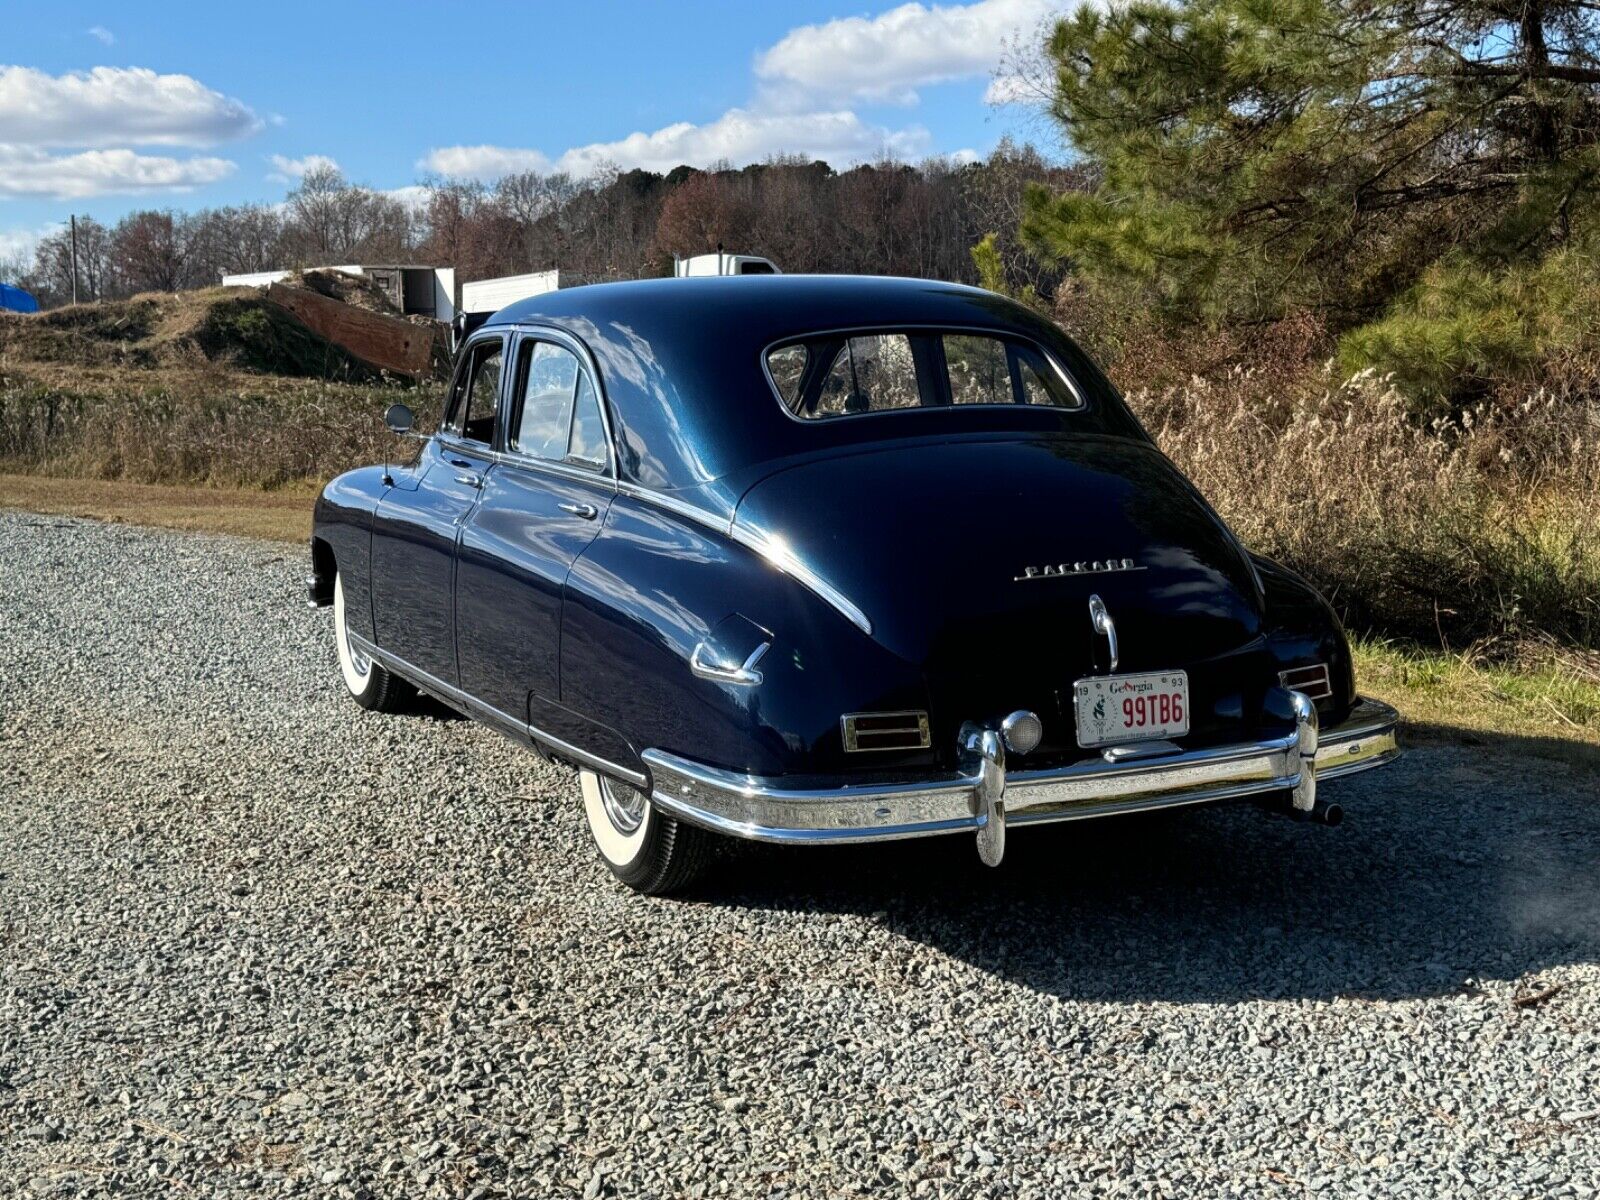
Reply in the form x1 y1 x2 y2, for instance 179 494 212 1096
0 65 260 148
983 73 1039 104
420 144 554 179
266 152 340 182
423 108 929 181
0 224 47 263
384 184 433 213
420 3 1049 186
87 25 115 45
0 145 236 199
755 0 1057 105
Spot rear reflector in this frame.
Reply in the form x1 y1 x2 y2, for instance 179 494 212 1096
841 710 931 753
1279 663 1333 701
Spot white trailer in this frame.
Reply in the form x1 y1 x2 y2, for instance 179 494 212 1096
458 270 562 318
674 252 780 277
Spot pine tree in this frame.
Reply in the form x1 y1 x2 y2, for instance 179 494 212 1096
1022 0 1600 329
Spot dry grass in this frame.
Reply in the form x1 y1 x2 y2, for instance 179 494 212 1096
0 287 380 378
1140 368 1600 651
0 361 430 488
0 473 313 543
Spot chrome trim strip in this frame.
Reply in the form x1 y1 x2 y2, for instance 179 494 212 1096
347 633 648 788
689 640 769 686
612 479 721 529
641 696 1400 846
610 480 874 637
433 435 620 494
725 524 874 636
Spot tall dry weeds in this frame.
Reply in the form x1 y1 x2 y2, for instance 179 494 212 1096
1143 368 1600 649
0 367 431 489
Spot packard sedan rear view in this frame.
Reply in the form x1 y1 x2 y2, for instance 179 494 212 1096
308 275 1400 893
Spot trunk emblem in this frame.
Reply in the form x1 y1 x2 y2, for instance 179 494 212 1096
1014 558 1141 581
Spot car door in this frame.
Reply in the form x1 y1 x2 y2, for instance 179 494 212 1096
455 329 615 732
370 332 504 686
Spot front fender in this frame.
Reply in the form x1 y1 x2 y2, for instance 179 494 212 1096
311 466 390 645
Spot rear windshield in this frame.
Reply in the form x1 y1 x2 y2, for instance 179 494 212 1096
766 329 1084 420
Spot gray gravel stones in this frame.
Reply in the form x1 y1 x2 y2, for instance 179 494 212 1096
1 510 1598 1197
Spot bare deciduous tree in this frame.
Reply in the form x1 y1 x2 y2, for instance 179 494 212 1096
14 144 1081 309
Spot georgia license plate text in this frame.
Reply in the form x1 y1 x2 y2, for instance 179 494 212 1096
1073 671 1190 748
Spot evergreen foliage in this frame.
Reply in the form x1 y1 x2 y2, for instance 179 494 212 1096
1023 0 1600 403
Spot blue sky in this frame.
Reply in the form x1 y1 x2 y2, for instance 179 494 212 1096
1 0 1060 261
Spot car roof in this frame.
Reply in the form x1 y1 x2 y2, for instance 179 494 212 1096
480 275 1143 494
485 274 1003 336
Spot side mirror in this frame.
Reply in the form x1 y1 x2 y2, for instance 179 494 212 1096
384 403 415 435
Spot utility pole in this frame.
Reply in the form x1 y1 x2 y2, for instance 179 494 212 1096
69 215 80 305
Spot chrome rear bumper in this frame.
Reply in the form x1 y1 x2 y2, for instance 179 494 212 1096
642 696 1400 864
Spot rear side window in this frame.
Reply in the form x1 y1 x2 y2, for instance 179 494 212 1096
510 338 609 470
769 328 1083 419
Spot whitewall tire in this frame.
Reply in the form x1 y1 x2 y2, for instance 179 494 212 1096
333 572 412 712
581 769 713 895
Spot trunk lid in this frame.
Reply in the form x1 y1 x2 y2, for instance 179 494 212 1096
734 433 1273 758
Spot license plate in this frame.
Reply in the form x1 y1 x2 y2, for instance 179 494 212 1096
1073 670 1190 748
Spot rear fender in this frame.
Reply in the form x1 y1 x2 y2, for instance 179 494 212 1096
560 493 930 779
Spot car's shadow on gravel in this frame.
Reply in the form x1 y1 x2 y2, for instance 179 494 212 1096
692 724 1600 1003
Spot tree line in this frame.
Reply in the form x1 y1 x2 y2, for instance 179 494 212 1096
3 143 1081 311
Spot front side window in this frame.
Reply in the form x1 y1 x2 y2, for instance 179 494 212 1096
769 328 1082 419
446 338 504 445
510 338 609 470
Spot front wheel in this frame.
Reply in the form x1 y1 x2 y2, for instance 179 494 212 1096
333 572 413 712
580 769 713 895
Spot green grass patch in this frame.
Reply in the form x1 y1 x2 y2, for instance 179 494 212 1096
1355 636 1600 744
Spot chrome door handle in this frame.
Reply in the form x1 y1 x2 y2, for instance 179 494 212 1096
455 472 483 489
558 502 598 520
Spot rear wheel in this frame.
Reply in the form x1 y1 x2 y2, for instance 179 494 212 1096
333 572 413 712
580 769 713 895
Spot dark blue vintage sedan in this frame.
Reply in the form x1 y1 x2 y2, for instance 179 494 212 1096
309 275 1399 893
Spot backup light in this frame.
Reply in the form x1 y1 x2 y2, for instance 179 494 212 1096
1001 710 1043 755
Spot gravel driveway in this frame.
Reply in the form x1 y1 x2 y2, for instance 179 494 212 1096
2 510 1597 1198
